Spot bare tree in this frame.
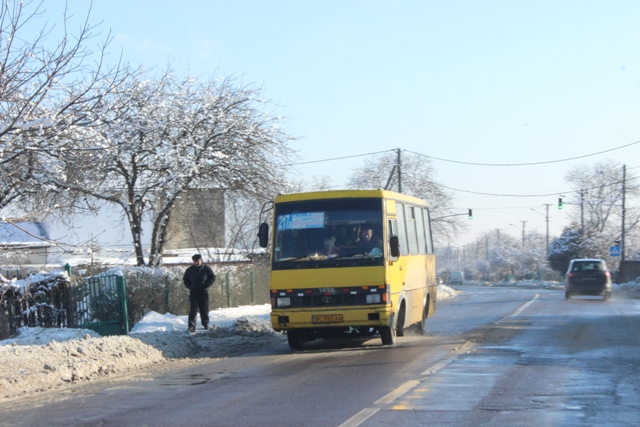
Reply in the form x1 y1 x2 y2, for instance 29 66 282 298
0 0 129 223
347 151 464 245
224 189 279 252
50 69 294 266
565 160 638 233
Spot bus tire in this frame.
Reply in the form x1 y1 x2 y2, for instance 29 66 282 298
396 304 406 337
419 296 429 334
380 326 396 346
287 330 305 350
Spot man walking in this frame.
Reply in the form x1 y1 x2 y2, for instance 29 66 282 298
183 253 216 332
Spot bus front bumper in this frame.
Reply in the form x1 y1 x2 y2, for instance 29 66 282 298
271 306 393 331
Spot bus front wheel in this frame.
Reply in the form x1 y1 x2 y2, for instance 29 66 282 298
380 326 396 346
287 330 305 350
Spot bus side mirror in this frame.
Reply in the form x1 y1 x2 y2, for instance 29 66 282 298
389 235 400 258
258 222 269 248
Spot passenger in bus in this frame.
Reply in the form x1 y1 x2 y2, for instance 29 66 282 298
280 229 309 258
356 226 382 251
338 224 360 247
323 236 340 257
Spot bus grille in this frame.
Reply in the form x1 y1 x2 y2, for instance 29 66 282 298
296 294 367 307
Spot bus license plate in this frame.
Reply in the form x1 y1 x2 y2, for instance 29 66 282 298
312 314 343 323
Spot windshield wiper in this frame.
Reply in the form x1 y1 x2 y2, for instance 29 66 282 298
277 255 312 262
329 250 377 260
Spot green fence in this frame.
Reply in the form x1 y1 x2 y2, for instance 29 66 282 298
68 275 129 336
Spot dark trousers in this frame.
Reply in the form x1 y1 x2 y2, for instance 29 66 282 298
188 292 210 329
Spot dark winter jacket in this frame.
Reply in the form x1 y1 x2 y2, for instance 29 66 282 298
183 264 216 294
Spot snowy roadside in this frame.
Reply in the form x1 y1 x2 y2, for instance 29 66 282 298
0 304 284 400
0 283 529 401
2 287 459 400
4 280 639 401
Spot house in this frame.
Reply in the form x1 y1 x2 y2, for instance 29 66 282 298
0 221 51 265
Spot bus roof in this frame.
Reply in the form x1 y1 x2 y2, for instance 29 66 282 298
274 189 429 207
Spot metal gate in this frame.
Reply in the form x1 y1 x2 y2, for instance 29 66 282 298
70 275 129 336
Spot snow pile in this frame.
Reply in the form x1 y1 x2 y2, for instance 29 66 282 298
0 287 461 400
617 280 640 299
0 304 282 399
437 284 460 299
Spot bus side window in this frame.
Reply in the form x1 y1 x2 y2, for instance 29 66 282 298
405 205 419 255
415 207 427 254
396 202 409 256
422 208 434 254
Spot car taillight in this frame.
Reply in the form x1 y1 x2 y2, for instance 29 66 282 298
567 272 576 278
604 271 611 277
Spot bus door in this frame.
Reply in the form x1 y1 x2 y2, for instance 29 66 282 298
386 214 407 323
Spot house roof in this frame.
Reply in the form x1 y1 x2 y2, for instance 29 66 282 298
0 222 51 248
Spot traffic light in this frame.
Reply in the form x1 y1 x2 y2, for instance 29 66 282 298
558 197 563 209
468 209 473 219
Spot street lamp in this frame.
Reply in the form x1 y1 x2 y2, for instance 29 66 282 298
530 206 550 254
509 222 526 247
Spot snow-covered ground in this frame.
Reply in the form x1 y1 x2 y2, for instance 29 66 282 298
3 280 639 401
0 304 281 400
0 285 460 400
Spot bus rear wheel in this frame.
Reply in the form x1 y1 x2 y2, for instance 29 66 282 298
287 330 305 350
418 297 429 334
396 305 406 337
379 326 396 346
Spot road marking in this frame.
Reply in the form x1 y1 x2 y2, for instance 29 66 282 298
338 380 421 426
374 380 421 405
340 293 541 426
498 293 539 323
337 407 380 427
420 359 451 376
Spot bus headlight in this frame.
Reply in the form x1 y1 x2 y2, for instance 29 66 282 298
277 297 291 307
366 294 381 304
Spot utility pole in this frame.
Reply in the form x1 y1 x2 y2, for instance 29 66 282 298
495 229 501 241
580 189 584 232
397 148 402 193
532 206 550 253
485 235 489 257
520 221 527 247
543 204 551 254
622 165 626 262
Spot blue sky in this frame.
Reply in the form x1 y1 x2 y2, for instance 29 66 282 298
41 0 640 247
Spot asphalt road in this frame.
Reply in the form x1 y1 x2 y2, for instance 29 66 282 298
2 285 639 427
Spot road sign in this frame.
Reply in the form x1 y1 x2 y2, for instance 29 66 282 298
610 245 621 257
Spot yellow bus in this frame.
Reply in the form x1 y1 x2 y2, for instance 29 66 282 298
258 189 437 349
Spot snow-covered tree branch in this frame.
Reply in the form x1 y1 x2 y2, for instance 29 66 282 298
0 0 130 224
48 69 294 266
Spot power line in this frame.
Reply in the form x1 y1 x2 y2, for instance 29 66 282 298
440 184 574 198
291 149 395 165
443 171 640 198
289 146 640 198
292 144 640 169
405 139 640 166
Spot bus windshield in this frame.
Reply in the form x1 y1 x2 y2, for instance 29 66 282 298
273 198 384 269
